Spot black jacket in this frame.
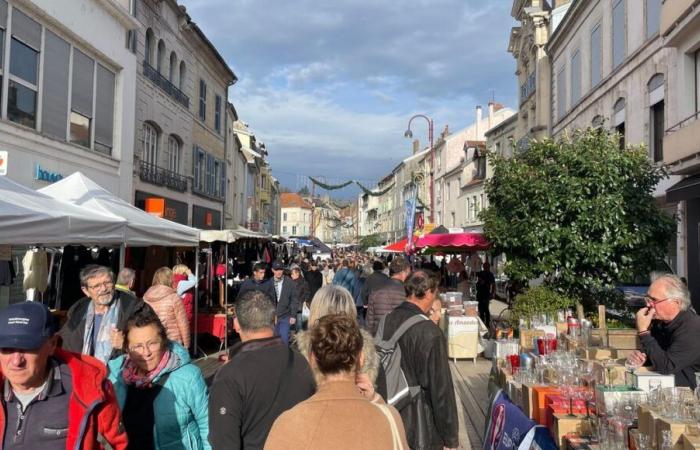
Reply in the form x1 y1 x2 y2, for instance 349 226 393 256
291 277 310 312
237 278 275 302
209 337 315 450
58 290 150 360
360 271 390 306
265 276 299 319
304 269 323 300
380 302 459 450
641 309 700 389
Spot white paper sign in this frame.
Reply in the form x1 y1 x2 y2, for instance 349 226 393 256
0 151 6 176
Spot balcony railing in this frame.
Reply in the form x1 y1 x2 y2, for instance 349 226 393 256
143 60 189 109
139 161 188 192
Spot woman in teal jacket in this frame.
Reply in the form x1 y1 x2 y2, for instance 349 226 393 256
108 307 210 450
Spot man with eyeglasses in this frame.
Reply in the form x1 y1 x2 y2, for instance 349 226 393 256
59 265 151 364
626 274 700 388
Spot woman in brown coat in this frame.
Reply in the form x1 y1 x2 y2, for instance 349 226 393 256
143 267 191 349
265 315 408 450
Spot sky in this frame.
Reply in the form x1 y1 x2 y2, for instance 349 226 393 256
180 0 517 197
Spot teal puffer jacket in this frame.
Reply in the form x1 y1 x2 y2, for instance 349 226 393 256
108 342 210 450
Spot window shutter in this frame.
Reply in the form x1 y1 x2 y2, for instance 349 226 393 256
94 64 115 148
220 159 226 199
41 30 70 140
12 8 40 50
193 146 200 190
0 1 8 31
71 49 94 117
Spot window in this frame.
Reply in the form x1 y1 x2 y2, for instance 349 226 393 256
8 9 40 128
292 225 297 235
571 50 581 105
70 49 94 147
179 61 186 91
42 30 70 140
613 98 626 150
215 94 221 133
145 28 154 65
646 0 661 39
446 181 450 200
451 212 455 227
156 39 165 74
94 65 115 154
283 212 287 221
283 225 287 234
649 74 665 162
592 115 604 128
198 79 206 121
193 146 225 198
591 24 602 87
613 0 626 69
169 51 176 83
557 66 566 120
476 153 486 179
166 135 180 173
142 123 158 166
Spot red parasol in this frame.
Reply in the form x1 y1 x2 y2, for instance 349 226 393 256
414 232 491 253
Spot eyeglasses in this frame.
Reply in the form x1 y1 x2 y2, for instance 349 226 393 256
87 281 114 290
644 295 676 306
128 340 162 354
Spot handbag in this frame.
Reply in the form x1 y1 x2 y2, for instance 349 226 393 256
373 401 405 450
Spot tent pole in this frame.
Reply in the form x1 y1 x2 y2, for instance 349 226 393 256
119 243 126 270
224 243 228 351
194 246 199 358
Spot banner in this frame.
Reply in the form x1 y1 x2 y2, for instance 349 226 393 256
405 186 417 253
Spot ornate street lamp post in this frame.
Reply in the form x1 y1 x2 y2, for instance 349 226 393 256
404 114 434 223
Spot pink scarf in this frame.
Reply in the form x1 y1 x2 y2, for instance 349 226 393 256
121 349 178 388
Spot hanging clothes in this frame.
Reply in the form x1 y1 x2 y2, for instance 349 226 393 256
22 249 49 293
0 261 14 286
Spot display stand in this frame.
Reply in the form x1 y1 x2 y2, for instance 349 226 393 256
447 315 486 363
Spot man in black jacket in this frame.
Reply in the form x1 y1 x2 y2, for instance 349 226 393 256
237 261 275 301
627 274 700 388
360 260 389 307
58 264 150 364
209 289 314 449
266 260 299 345
304 260 323 300
380 270 458 450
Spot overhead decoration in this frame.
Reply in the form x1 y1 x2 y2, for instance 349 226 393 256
355 181 395 197
308 177 353 191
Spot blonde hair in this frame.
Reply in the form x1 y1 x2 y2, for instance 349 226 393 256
308 285 357 326
152 267 173 287
172 264 189 275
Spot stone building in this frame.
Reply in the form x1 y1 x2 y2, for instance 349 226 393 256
281 192 312 237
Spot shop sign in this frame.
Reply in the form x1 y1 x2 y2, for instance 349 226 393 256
193 205 221 230
0 151 6 176
34 164 64 183
135 191 189 225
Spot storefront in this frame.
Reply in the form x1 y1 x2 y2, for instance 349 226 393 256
135 191 189 226
193 205 222 230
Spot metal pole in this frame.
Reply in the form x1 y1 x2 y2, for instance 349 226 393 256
224 243 228 351
119 243 126 270
429 118 434 224
193 246 199 357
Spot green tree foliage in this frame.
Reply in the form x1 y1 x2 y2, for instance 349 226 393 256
482 128 676 302
359 234 383 250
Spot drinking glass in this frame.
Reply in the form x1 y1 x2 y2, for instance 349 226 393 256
648 379 662 405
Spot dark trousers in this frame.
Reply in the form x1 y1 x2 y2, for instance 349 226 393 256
478 297 491 328
275 319 291 345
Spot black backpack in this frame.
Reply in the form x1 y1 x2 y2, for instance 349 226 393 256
374 313 428 410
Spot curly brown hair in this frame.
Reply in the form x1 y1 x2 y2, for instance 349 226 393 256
310 314 363 375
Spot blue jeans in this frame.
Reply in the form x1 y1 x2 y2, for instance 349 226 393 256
275 318 291 345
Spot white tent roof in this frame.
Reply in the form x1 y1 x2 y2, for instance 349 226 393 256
39 172 200 247
0 175 125 245
200 226 271 243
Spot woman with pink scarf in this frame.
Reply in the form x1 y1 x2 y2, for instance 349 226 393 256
107 308 210 450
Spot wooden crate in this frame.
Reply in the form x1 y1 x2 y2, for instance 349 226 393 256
607 328 639 350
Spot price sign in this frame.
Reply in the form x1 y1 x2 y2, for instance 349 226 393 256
0 151 6 176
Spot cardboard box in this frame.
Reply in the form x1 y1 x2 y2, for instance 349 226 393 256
630 368 676 391
507 379 522 408
616 348 637 360
655 416 688 450
592 360 628 386
519 328 545 351
521 382 545 419
638 404 660 441
551 414 593 448
556 322 568 336
608 328 640 350
594 385 646 416
576 346 617 360
682 433 700 450
532 385 561 425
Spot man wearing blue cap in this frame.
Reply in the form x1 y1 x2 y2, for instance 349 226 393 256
0 301 127 449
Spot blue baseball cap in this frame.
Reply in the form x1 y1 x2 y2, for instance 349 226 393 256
0 302 56 350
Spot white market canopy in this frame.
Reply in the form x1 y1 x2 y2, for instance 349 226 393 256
0 175 125 245
200 226 271 243
39 172 200 247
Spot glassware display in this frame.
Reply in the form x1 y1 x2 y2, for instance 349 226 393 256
661 430 673 450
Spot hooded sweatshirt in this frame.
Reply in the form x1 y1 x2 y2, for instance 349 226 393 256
143 284 191 348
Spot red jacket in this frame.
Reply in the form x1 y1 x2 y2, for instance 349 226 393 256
172 273 194 326
0 348 128 450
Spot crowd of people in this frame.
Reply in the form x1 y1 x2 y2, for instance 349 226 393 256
0 250 697 449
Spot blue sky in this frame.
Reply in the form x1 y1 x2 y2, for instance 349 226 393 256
180 0 517 195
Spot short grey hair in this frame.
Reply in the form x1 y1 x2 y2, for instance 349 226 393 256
236 290 276 331
79 265 114 287
657 274 691 311
308 285 357 326
116 268 136 285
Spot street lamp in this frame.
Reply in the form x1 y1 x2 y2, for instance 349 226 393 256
404 114 434 223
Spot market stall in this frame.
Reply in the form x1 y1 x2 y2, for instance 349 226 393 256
382 236 417 253
414 231 491 253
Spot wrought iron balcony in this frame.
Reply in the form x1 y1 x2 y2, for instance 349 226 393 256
143 60 190 109
139 161 188 192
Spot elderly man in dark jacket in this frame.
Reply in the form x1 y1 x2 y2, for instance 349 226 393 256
367 257 410 335
378 270 458 450
266 260 299 345
360 260 389 307
627 274 700 388
304 260 323 300
59 265 150 364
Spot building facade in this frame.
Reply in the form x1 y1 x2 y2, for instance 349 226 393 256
280 192 312 237
0 0 137 198
131 0 236 229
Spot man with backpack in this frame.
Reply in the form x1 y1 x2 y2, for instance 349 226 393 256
375 270 459 450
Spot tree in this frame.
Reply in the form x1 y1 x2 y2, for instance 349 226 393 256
359 233 383 250
298 186 310 196
482 128 676 303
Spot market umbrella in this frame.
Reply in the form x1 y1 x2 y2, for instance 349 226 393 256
415 232 490 254
382 236 417 252
429 225 450 234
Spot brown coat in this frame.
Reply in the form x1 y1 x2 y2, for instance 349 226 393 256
264 380 409 450
143 284 190 348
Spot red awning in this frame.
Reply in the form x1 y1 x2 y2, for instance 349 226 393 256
382 236 417 252
415 232 490 252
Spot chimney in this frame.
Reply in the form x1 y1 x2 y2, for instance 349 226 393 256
488 101 495 131
441 125 450 138
475 105 482 139
412 139 420 155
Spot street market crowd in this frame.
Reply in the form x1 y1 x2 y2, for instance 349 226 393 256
0 251 696 450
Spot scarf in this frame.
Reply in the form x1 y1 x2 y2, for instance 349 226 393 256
122 349 180 389
82 297 120 364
